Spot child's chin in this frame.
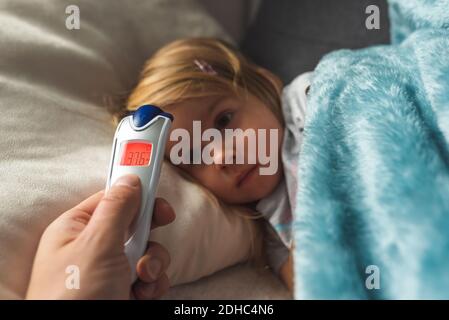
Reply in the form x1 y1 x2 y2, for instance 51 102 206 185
263 173 283 192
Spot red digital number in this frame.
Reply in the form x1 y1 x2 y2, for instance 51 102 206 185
120 142 152 166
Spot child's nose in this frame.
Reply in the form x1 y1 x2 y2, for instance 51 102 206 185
212 146 235 169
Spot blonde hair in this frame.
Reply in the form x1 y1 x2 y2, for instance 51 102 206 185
111 38 285 265
112 37 283 124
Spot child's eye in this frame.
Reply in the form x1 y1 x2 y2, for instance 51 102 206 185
215 111 234 129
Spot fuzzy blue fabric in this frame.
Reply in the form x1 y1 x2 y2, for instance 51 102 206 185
293 0 449 299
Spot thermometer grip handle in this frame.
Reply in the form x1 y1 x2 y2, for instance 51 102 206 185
124 192 156 283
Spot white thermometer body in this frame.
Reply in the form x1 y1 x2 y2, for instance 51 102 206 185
105 105 173 282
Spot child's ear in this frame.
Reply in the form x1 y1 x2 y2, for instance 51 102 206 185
256 67 283 95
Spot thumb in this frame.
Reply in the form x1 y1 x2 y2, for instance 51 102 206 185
83 174 142 247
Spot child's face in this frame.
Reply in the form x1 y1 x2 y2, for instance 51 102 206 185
164 93 284 205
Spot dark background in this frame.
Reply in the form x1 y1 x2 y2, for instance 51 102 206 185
202 0 390 84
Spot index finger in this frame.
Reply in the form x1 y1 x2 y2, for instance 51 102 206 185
73 190 105 215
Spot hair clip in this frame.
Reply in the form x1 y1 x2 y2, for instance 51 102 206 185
193 59 217 75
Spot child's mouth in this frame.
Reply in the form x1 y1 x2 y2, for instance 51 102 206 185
236 164 259 188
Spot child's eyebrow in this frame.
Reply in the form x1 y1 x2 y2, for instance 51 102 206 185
207 97 226 115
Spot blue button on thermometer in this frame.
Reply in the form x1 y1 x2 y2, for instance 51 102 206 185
106 105 173 282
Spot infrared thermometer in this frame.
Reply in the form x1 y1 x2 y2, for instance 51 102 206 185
105 105 173 282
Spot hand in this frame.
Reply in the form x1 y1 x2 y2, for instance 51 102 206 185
25 174 175 300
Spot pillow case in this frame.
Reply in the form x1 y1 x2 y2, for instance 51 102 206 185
0 0 259 299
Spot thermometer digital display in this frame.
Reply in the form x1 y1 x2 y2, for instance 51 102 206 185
120 141 153 166
106 105 173 283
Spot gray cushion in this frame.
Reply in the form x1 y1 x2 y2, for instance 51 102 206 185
242 0 390 83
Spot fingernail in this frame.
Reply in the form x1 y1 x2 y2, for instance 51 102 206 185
114 174 140 187
146 259 162 280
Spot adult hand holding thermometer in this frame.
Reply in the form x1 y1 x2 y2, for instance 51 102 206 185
106 105 173 283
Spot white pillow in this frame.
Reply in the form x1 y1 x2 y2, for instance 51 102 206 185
0 0 260 299
154 164 258 286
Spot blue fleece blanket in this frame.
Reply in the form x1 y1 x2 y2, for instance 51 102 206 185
293 0 449 299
